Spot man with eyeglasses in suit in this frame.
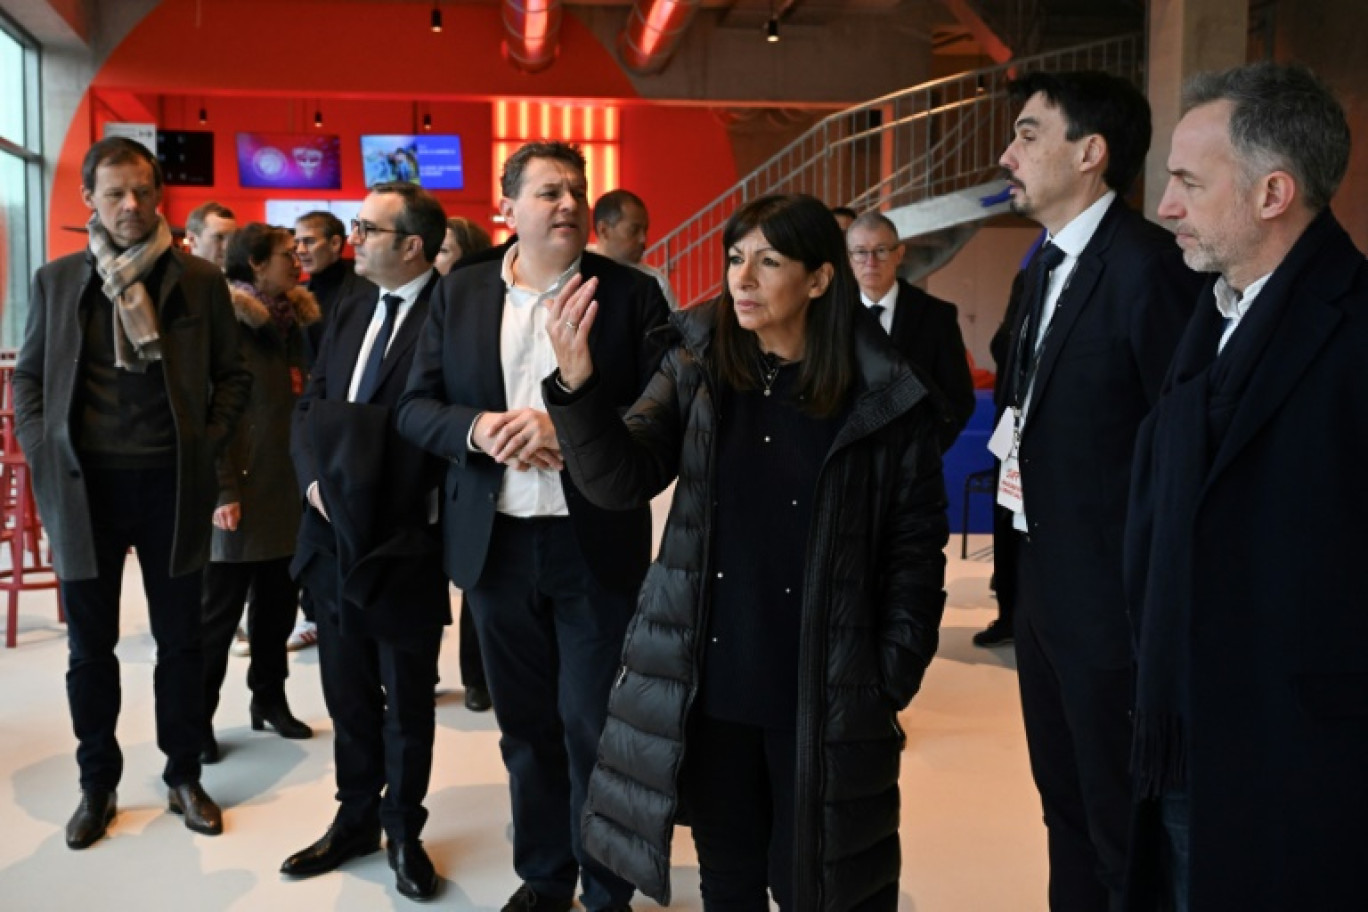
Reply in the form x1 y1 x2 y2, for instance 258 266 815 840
847 211 975 451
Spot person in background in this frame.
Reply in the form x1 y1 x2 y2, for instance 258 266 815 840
1126 62 1365 912
846 210 975 451
14 136 250 848
433 216 493 277
548 193 948 909
200 223 320 765
184 200 237 270
830 205 858 231
592 189 679 309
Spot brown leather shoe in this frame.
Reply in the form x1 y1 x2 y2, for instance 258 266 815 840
167 781 223 835
66 790 116 849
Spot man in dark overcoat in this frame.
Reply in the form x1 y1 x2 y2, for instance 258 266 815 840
1125 62 1367 912
13 136 250 848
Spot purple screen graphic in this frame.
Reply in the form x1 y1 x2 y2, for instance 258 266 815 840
236 132 342 190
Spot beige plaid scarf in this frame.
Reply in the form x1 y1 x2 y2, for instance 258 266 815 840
87 212 173 372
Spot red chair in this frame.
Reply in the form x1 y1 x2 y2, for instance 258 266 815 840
0 361 64 647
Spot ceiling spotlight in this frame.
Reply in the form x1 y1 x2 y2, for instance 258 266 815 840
766 17 779 43
198 106 207 125
431 5 442 32
314 109 323 128
423 112 433 131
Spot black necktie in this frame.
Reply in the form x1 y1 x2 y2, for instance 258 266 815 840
869 303 887 331
1014 241 1066 404
355 294 403 403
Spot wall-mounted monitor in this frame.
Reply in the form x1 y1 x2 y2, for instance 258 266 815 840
158 130 215 186
237 132 341 190
360 134 464 190
265 199 364 231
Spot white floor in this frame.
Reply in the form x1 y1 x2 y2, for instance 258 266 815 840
0 534 1047 911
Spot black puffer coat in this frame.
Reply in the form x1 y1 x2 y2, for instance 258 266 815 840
545 305 948 910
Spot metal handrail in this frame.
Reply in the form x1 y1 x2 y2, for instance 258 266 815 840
646 33 1144 307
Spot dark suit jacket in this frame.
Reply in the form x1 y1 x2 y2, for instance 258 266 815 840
886 279 976 450
1123 211 1368 911
396 250 670 595
1005 196 1200 663
305 258 375 368
13 247 251 580
291 271 450 638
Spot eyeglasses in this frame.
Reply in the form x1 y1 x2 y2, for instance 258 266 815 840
350 219 407 242
848 245 899 263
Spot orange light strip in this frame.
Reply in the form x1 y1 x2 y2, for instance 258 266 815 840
638 0 676 57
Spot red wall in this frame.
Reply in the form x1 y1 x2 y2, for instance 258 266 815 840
47 0 739 259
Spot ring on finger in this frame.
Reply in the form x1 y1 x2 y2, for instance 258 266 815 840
564 320 578 330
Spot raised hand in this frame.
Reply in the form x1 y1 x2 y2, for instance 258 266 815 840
545 274 599 391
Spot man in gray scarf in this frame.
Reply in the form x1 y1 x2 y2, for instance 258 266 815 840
13 136 251 849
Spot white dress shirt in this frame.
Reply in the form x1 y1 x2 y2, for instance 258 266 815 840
1214 271 1272 353
346 270 434 402
487 242 578 518
860 283 899 334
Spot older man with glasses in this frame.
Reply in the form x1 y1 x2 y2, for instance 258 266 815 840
846 211 975 450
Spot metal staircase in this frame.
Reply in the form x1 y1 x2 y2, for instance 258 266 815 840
645 34 1144 307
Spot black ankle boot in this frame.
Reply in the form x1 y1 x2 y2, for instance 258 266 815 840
250 699 313 739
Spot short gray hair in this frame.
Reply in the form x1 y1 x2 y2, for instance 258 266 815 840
847 211 900 239
1182 62 1350 213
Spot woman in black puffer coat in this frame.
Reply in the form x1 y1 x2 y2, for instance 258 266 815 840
542 193 947 911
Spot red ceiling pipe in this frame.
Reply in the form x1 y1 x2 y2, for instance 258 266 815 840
502 0 563 74
618 0 702 75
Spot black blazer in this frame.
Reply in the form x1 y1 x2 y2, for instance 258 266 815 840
886 279 976 450
396 250 670 594
1004 196 1201 662
291 270 450 637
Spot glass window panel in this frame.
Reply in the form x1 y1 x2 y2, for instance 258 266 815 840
0 151 29 350
0 28 22 146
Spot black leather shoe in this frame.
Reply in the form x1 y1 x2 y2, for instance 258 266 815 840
280 821 382 878
502 883 574 912
463 685 492 713
201 728 220 765
250 699 313 739
972 619 1014 647
387 839 439 900
168 781 223 835
66 790 116 849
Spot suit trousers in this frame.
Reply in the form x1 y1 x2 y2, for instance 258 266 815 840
202 557 298 724
683 714 797 911
464 515 636 911
1015 535 1133 912
59 465 205 791
314 585 442 843
458 601 487 689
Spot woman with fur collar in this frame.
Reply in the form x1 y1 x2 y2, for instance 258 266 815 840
201 222 320 763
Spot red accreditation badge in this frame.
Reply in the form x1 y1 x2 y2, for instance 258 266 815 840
290 367 304 396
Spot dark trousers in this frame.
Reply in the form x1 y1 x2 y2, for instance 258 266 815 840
60 466 205 791
315 588 442 843
464 515 636 911
1016 537 1133 912
683 715 797 911
458 601 486 689
202 557 298 724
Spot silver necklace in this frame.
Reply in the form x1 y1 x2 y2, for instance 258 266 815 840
757 351 785 396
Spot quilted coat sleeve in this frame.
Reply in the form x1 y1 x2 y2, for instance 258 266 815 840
545 345 692 511
878 409 949 709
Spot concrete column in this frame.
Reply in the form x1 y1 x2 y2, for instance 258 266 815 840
1144 0 1248 219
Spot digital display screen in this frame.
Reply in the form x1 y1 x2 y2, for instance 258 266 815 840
236 132 342 190
158 130 214 186
360 134 464 190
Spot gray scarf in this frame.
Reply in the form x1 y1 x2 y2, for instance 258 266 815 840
87 212 173 372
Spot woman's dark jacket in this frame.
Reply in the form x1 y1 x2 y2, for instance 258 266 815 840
211 283 319 562
545 305 948 910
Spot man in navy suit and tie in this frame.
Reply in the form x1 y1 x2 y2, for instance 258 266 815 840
994 72 1201 910
397 141 669 912
281 182 450 901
